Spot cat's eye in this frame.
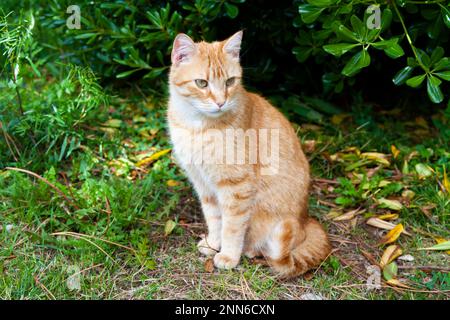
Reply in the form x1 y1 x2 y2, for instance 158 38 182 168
195 79 208 88
226 77 236 87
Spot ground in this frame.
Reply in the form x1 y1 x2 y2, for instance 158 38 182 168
0 94 449 299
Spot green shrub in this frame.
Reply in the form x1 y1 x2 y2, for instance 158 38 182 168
0 10 108 168
293 0 450 104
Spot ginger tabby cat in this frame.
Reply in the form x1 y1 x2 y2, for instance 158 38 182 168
167 31 331 277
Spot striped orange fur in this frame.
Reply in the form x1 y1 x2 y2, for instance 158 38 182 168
167 31 331 277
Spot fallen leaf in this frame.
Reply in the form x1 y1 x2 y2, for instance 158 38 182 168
434 238 450 255
133 115 147 123
378 180 391 188
386 278 412 289
367 217 398 230
415 163 434 179
380 224 404 245
377 198 403 211
406 151 419 161
378 213 399 221
366 218 412 236
164 219 177 236
345 159 371 171
443 166 450 194
333 208 364 221
383 262 398 281
204 258 215 273
401 190 415 200
136 148 171 168
166 179 180 187
361 152 390 166
331 114 350 125
391 145 400 159
402 160 409 174
380 245 403 268
102 119 123 128
419 239 450 254
326 209 342 219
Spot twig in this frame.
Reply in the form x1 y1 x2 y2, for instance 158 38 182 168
313 178 340 185
391 1 429 73
0 121 20 162
34 276 56 300
398 265 450 272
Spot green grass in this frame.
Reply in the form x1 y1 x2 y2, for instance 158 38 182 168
1 92 449 300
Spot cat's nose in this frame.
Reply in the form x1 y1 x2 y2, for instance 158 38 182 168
215 101 225 108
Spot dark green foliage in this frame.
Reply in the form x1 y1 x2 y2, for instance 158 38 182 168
2 0 448 110
294 0 449 104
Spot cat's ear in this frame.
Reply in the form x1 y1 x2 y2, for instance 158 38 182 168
171 33 196 65
223 30 243 60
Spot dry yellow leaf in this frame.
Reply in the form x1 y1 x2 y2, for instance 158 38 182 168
434 237 450 255
333 208 364 221
378 180 391 188
331 114 350 125
401 190 415 200
378 213 399 221
377 198 403 211
361 152 390 166
136 148 171 167
367 217 397 230
380 245 403 268
443 166 450 194
380 224 404 245
391 145 400 159
386 278 412 289
166 179 180 187
366 218 411 236
164 219 177 236
326 209 342 219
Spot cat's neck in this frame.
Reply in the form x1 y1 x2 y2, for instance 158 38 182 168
168 85 249 130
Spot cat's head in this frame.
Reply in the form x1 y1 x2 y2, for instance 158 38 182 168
169 31 243 118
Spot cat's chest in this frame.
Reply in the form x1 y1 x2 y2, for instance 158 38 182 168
168 120 210 168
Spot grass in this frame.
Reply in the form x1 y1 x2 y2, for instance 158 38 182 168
1 90 449 300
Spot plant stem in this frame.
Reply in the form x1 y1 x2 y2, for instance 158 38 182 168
406 0 445 4
14 86 24 116
391 1 429 73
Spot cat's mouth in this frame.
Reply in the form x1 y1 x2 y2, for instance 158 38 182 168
201 107 226 117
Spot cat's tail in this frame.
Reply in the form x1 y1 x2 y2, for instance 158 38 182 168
267 217 331 278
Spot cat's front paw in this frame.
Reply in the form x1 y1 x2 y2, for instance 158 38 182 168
214 252 239 270
197 238 219 256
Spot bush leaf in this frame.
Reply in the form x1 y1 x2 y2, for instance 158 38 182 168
427 75 444 103
342 49 371 76
392 66 414 85
298 4 325 23
406 74 426 88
